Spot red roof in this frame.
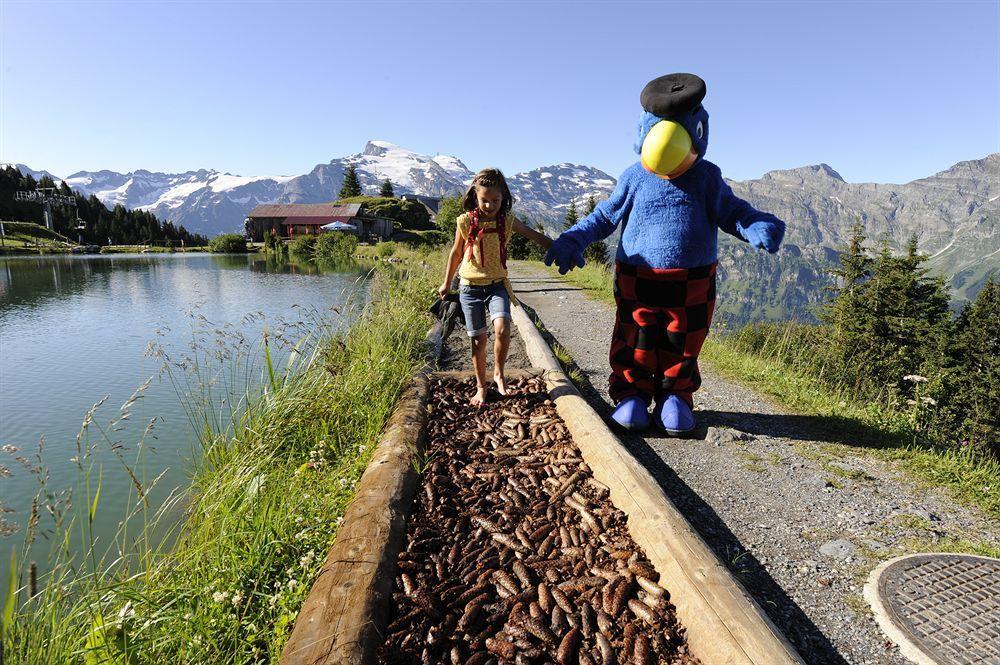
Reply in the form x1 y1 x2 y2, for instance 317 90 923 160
248 203 362 218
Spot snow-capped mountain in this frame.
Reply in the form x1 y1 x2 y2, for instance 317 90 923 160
509 164 617 223
278 141 474 206
36 141 615 236
13 164 60 182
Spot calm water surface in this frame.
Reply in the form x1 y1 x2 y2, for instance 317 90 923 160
0 252 369 577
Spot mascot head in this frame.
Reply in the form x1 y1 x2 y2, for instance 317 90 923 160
634 73 709 179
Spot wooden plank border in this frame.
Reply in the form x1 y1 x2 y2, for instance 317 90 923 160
279 373 429 665
279 322 445 665
510 303 804 665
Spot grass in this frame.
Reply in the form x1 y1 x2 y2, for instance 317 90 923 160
529 313 586 387
2 259 439 663
539 261 1000 521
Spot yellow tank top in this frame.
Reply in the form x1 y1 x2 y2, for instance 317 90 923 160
457 211 516 285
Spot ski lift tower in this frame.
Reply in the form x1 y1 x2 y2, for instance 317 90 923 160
14 187 76 230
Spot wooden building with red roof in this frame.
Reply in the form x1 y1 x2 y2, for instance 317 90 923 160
244 203 394 242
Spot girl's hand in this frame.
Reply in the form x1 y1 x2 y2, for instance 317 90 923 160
438 282 450 299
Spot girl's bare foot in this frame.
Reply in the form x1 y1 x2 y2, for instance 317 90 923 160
470 385 488 407
493 373 508 396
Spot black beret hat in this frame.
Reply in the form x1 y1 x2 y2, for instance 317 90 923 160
640 73 706 117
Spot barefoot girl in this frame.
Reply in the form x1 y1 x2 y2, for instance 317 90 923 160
439 168 552 406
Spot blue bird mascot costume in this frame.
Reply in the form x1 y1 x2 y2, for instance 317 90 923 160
545 73 786 435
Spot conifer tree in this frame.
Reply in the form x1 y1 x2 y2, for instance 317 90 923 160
339 164 362 198
379 179 395 197
586 194 597 215
937 279 999 454
585 238 610 266
563 200 578 230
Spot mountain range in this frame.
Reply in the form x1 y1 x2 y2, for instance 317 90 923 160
17 144 998 323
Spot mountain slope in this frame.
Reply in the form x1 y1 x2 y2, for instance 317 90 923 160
18 149 997 321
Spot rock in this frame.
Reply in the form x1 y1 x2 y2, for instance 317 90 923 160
819 539 855 560
706 427 754 446
807 475 834 489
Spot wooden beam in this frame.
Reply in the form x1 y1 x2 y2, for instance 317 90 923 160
278 374 430 665
510 303 804 665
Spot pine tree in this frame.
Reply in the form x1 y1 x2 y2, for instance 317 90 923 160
937 279 999 454
563 201 578 230
586 194 597 215
339 164 362 198
379 179 395 198
584 239 610 266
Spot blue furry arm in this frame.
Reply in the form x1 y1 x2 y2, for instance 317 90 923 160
545 169 633 272
706 164 785 253
565 170 633 246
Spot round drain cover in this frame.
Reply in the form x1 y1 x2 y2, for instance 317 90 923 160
864 553 1000 664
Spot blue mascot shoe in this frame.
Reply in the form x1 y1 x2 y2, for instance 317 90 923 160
610 396 650 431
655 395 696 436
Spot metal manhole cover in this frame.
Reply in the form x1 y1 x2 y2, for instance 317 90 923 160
864 553 1000 664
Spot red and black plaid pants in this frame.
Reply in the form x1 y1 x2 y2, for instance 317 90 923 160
609 261 717 407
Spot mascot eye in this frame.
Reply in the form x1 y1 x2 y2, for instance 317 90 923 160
695 121 704 139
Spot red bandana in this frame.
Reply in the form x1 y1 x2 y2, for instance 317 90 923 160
467 209 507 270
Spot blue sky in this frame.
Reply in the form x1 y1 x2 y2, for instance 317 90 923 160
2 0 998 184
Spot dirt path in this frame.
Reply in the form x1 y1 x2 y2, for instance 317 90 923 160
506 261 999 665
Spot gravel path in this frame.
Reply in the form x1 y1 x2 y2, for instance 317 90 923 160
504 261 999 665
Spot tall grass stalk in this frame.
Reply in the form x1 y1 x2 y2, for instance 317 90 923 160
2 260 439 664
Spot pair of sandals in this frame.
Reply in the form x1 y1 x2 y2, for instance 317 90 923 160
611 394 696 436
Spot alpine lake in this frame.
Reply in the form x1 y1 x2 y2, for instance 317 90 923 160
0 252 372 582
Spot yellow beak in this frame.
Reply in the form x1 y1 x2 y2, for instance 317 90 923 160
640 120 698 179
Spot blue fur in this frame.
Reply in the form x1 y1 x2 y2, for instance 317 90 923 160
547 93 785 269
549 160 785 269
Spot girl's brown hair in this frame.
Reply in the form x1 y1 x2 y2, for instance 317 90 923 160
461 168 515 215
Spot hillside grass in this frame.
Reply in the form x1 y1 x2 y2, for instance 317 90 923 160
2 260 439 663
537 261 999 521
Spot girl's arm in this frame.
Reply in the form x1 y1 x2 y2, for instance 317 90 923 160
439 223 466 297
512 217 552 251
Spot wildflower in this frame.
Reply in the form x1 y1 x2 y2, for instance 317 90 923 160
903 374 928 383
231 591 244 606
213 590 229 603
184 612 192 620
286 579 298 590
920 397 938 406
906 399 917 406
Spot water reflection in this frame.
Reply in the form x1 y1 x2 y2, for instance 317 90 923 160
0 251 368 580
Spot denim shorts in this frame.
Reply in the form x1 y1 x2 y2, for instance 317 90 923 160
458 281 511 337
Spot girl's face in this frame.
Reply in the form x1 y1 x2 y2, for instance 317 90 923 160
475 186 503 219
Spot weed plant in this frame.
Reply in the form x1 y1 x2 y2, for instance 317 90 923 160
1 259 439 664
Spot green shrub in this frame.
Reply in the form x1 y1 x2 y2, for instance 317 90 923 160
290 235 317 257
435 196 463 237
376 242 396 258
315 232 358 262
208 233 249 253
420 230 450 246
337 196 432 230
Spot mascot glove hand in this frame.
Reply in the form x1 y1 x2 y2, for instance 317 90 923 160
544 235 586 274
741 221 784 254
